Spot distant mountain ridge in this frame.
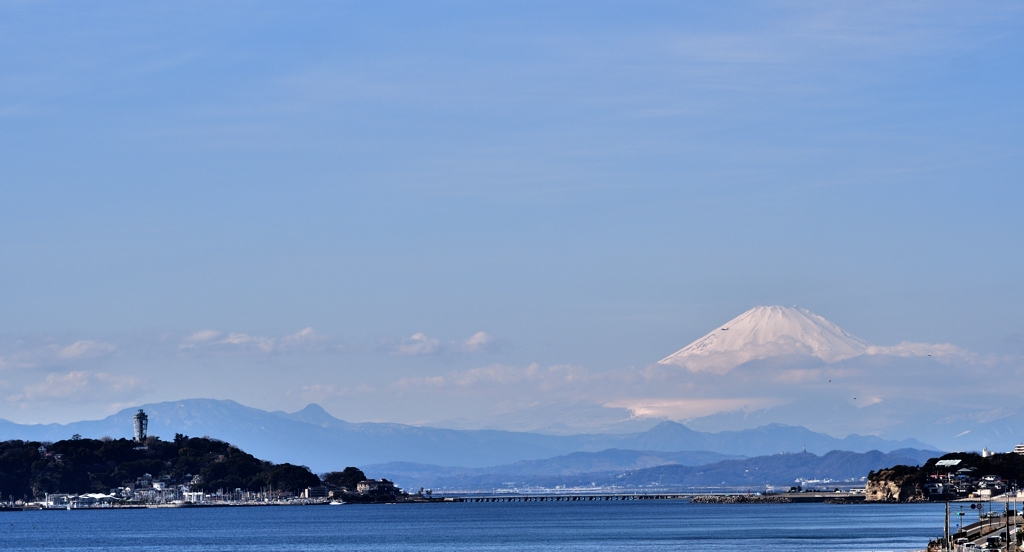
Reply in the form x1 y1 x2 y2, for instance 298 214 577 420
379 448 939 491
365 449 743 485
0 399 937 472
557 448 938 490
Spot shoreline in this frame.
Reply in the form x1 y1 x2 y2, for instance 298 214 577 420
15 490 1017 510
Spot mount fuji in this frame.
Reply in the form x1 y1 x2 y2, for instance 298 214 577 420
659 305 870 373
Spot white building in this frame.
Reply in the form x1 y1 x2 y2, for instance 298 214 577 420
303 486 329 499
183 491 206 503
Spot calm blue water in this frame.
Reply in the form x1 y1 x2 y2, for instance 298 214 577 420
1 502 944 551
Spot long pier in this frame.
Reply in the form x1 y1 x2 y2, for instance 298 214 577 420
451 493 688 503
447 491 863 503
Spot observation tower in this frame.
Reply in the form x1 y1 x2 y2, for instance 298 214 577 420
133 409 148 443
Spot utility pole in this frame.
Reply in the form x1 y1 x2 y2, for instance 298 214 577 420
946 501 950 552
1005 500 1010 552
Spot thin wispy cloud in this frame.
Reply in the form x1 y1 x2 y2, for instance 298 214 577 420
392 333 441 356
8 371 143 403
605 397 781 421
0 329 499 369
178 327 330 355
285 382 374 405
57 340 117 360
390 332 500 356
460 331 498 353
182 330 222 344
865 341 974 361
391 362 599 398
0 339 118 370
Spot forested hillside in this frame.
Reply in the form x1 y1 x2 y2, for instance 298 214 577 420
0 435 324 501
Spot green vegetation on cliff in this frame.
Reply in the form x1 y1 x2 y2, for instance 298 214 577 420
867 463 928 486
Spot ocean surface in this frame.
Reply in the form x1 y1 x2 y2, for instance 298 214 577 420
1 501 945 551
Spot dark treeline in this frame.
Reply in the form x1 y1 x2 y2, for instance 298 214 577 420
0 435 365 501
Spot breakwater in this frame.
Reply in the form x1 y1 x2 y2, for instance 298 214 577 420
691 494 791 504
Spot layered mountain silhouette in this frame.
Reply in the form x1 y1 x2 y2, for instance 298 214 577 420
0 398 936 472
369 448 940 491
362 449 743 489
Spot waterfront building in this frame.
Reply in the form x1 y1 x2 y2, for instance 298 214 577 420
303 486 329 499
73 493 117 507
923 482 945 497
357 479 399 495
44 493 71 508
183 491 205 503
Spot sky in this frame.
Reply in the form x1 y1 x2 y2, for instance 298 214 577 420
1 1 1022 440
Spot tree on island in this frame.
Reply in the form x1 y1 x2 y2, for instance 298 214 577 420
321 467 366 490
268 464 322 494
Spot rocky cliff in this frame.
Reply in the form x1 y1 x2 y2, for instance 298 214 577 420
865 467 926 502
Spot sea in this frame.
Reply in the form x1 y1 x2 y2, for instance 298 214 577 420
1 501 945 551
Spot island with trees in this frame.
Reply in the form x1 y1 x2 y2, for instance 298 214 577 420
0 434 416 507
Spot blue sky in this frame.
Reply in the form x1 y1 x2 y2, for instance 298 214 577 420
1 2 1022 434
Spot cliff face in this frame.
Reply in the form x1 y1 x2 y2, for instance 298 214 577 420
865 471 925 502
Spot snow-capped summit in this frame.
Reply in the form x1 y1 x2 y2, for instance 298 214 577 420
659 305 870 373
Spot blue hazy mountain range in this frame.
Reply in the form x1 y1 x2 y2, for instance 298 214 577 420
363 450 745 485
0 399 937 472
366 448 940 491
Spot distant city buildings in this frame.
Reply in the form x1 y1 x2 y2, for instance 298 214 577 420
924 460 1010 500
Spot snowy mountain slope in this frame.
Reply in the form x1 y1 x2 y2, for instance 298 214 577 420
659 305 870 373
